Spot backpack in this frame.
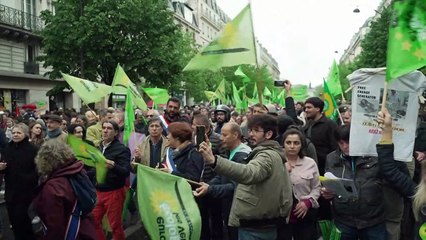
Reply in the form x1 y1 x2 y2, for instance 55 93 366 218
68 171 97 216
65 171 97 240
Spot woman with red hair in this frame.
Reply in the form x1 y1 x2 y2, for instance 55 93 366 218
161 122 204 182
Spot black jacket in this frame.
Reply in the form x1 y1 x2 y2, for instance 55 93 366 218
207 145 251 223
1 138 39 203
377 143 416 198
97 139 130 191
201 131 224 182
172 143 204 182
304 114 338 174
325 150 384 229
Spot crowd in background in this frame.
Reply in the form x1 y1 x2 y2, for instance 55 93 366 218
0 81 424 240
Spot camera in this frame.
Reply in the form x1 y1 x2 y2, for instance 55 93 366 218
274 80 288 87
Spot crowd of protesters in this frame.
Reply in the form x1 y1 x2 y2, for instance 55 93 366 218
0 80 424 240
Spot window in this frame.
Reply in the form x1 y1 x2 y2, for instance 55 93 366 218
27 45 35 62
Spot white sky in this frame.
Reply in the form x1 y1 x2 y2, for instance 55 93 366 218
216 0 383 87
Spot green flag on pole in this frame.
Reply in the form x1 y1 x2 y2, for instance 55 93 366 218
263 86 272 97
232 82 243 110
61 73 112 104
215 79 227 103
137 164 201 240
326 60 342 96
323 81 339 121
112 64 147 110
235 66 251 84
67 135 107 184
276 89 286 107
142 88 170 105
386 0 426 81
204 91 217 102
183 4 256 71
123 89 135 146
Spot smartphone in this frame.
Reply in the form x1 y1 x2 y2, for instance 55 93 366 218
274 80 286 87
196 125 205 149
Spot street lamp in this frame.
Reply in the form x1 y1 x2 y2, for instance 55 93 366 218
353 7 360 13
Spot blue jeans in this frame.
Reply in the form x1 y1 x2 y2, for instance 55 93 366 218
335 221 387 240
238 228 277 240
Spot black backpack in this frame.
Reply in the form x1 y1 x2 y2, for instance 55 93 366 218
68 171 97 216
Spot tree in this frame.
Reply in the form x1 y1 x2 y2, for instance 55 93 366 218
39 0 194 89
355 6 392 69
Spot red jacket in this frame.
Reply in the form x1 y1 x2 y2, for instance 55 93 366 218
33 160 97 240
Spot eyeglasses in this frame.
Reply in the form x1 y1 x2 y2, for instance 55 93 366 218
248 129 264 134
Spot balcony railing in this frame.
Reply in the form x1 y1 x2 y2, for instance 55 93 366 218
0 4 43 32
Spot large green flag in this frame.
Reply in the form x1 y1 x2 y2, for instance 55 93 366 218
183 4 256 71
386 0 426 81
137 164 201 240
235 65 251 84
123 89 135 146
215 79 227 103
61 73 111 104
292 85 309 102
326 60 342 96
142 88 170 105
232 82 243 110
323 81 339 121
112 64 147 110
67 135 107 184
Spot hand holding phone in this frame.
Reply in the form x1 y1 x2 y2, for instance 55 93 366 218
196 125 206 149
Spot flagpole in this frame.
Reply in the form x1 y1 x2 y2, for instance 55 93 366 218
248 0 263 105
84 102 97 120
341 92 346 103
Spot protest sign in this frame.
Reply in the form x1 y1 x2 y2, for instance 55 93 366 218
348 68 426 162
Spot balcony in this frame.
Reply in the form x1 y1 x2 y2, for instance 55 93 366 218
0 4 43 32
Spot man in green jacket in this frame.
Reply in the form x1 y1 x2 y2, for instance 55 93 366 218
199 114 292 240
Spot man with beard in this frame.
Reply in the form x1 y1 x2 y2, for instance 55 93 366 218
163 97 182 125
214 105 230 134
199 114 292 239
195 122 251 240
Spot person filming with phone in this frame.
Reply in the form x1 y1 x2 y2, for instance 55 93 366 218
199 114 293 239
160 122 204 182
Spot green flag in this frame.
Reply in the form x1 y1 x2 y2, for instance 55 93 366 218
142 88 170 105
292 85 309 102
277 89 286 107
67 135 107 184
215 79 227 103
326 60 342 96
386 0 426 81
123 89 135 146
137 164 201 240
323 81 339 121
112 64 147 110
183 4 256 71
204 91 217 102
252 83 258 99
232 82 243 110
235 65 251 84
61 73 111 104
264 86 272 97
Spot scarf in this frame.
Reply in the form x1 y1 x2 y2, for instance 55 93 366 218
47 128 62 139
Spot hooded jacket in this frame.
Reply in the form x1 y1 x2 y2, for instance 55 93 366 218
33 160 97 240
1 137 38 203
213 140 293 227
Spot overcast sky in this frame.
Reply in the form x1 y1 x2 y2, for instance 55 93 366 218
216 0 383 87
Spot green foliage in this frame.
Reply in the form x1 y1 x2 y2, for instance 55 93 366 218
355 7 392 69
39 0 194 89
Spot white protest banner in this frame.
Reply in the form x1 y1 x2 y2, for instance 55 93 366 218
347 68 426 162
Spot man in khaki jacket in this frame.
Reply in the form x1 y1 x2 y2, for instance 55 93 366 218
200 114 292 239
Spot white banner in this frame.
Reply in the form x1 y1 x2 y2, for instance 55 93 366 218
348 68 426 162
